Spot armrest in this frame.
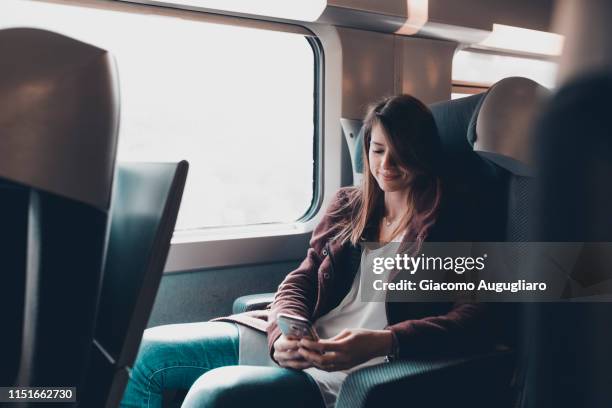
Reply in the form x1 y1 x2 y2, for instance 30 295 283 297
336 349 515 408
232 293 275 314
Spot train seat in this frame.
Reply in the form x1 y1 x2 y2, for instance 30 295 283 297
233 293 276 314
469 76 549 242
521 71 612 408
0 28 118 390
466 76 551 406
82 161 188 408
340 118 365 185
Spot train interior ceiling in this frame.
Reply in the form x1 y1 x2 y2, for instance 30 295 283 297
2 0 612 407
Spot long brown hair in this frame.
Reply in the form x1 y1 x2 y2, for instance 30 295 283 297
332 94 443 245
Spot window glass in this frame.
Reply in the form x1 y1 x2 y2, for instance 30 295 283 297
2 0 316 231
453 50 558 88
451 93 473 100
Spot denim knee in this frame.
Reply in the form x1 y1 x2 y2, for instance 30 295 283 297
126 323 237 401
182 366 259 408
129 327 178 393
181 366 324 408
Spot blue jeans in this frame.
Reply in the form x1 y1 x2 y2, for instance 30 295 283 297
120 322 324 408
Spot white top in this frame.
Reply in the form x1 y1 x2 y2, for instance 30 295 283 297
305 233 403 408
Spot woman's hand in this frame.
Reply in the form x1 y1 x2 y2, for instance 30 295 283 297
273 334 312 370
298 329 393 371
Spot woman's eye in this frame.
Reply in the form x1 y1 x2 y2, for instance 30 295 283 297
372 150 384 154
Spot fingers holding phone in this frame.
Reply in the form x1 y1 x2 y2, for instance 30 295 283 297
273 334 312 369
298 328 394 372
298 338 350 372
274 313 319 370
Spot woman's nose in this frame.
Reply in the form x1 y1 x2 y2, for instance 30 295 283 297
381 153 396 169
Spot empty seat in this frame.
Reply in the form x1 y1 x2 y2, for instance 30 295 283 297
469 76 549 242
466 77 551 406
0 28 118 391
81 161 188 408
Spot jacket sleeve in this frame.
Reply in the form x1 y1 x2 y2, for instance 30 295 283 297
266 188 351 360
385 302 496 358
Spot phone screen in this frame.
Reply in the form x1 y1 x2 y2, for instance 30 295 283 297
277 313 319 340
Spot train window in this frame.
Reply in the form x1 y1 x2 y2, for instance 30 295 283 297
452 49 558 99
2 0 317 232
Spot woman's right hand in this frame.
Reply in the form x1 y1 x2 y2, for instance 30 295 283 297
273 335 312 370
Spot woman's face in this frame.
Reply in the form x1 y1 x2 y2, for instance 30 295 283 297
368 122 414 193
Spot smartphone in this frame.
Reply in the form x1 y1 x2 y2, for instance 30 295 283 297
277 313 319 340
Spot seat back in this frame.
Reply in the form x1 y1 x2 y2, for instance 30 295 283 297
430 93 508 242
471 76 551 228
521 2 612 404
0 181 28 386
467 77 550 407
0 28 118 390
82 161 188 408
468 77 549 243
431 92 488 181
521 72 612 408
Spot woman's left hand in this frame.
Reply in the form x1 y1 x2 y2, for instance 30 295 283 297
298 329 393 372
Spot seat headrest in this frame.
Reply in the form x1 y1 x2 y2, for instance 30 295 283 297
468 77 550 175
430 93 502 184
430 93 485 160
0 28 119 210
340 118 365 185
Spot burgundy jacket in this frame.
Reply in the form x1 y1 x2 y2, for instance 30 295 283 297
216 187 498 360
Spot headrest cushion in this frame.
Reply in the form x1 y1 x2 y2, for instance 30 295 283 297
468 77 550 173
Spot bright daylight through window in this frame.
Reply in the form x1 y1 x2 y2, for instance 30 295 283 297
2 0 316 232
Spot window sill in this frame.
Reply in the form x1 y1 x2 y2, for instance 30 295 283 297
164 221 317 273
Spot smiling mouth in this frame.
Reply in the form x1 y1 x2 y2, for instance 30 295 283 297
381 172 401 181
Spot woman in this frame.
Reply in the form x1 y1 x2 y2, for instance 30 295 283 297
120 95 493 408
